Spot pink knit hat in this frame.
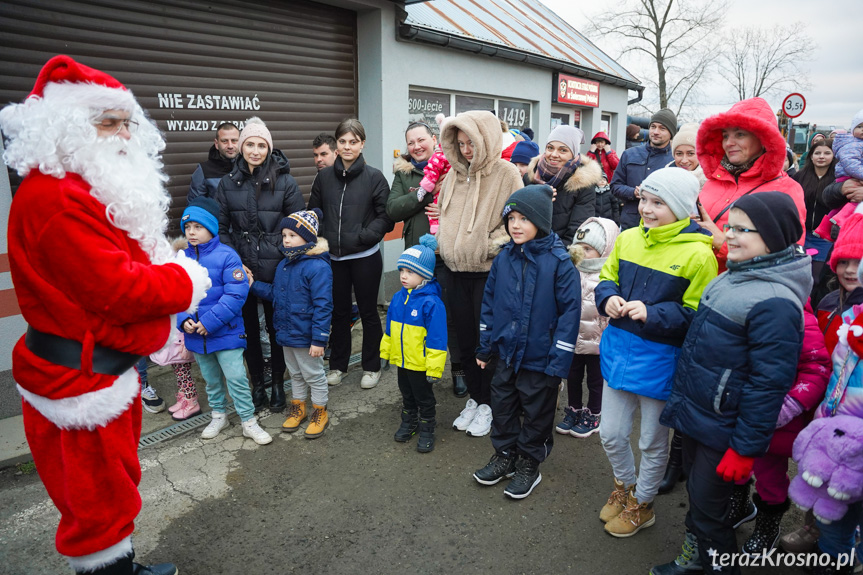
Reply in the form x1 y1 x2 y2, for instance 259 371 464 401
239 116 273 151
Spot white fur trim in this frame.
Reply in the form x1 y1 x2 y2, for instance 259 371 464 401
855 202 863 215
172 251 211 314
17 369 139 431
41 81 136 112
67 536 133 572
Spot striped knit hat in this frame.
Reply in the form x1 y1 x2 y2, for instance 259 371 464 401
398 235 438 280
281 208 322 243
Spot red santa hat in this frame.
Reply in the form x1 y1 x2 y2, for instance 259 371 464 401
28 55 136 111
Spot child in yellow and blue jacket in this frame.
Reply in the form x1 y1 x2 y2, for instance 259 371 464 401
381 236 447 453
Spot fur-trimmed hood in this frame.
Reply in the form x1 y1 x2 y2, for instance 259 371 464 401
393 155 418 175
440 110 502 176
525 154 604 194
697 97 788 180
306 237 329 257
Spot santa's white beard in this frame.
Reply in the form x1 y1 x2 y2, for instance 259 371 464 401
65 134 174 264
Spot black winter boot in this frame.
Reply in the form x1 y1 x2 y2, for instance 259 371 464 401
452 366 468 398
741 494 789 556
250 374 268 412
416 418 436 453
77 553 133 575
504 454 542 499
658 430 686 495
394 409 419 442
728 479 758 529
269 371 286 413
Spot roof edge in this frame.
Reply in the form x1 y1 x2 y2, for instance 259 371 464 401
398 23 643 92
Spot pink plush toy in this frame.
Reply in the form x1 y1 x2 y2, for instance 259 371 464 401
416 114 452 235
789 415 863 523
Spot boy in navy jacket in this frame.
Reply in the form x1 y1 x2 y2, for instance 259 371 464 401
178 197 272 445
472 184 581 499
251 208 334 439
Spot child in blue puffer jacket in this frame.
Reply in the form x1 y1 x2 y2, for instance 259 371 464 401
251 208 333 440
177 197 272 446
472 184 581 500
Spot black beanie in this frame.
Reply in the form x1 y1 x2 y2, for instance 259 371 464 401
502 184 554 235
732 192 802 254
650 108 678 138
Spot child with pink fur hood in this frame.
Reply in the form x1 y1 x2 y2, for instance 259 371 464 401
555 217 620 438
416 114 452 234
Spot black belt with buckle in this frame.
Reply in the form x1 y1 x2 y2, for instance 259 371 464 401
25 327 143 376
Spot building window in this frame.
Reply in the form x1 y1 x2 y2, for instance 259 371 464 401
408 90 451 129
498 100 530 131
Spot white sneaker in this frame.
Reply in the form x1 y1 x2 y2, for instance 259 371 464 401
242 418 273 445
141 384 166 413
452 398 479 431
360 370 381 389
326 370 346 386
201 412 229 439
466 404 493 437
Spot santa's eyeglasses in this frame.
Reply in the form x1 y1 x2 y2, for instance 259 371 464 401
92 115 139 136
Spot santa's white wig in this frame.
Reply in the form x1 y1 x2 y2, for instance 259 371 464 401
0 82 174 264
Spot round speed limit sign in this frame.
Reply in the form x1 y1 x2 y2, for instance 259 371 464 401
783 93 806 118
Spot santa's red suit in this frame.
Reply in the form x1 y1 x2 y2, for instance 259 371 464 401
2 56 209 573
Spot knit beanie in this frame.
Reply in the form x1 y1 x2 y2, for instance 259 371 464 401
281 208 322 244
830 203 863 272
650 108 678 138
181 197 220 237
732 192 803 254
850 108 863 131
521 128 535 142
502 184 554 235
672 122 699 154
546 125 585 154
639 168 700 221
510 140 540 165
238 116 273 151
573 220 607 255
398 235 437 280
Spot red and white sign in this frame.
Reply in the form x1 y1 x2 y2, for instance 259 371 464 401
782 93 806 118
554 73 600 107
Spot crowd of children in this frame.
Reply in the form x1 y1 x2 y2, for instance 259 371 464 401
134 109 863 575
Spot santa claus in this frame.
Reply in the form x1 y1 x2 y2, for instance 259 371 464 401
1 56 210 574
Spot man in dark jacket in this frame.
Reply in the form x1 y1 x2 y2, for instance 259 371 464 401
188 122 239 202
611 110 677 230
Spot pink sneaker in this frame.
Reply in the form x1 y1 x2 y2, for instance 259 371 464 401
168 392 185 414
172 397 201 421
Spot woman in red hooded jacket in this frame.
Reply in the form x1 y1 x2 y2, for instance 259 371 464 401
586 131 619 182
695 98 807 273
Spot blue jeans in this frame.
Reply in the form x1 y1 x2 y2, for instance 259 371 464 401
817 500 862 562
194 348 254 422
136 356 149 389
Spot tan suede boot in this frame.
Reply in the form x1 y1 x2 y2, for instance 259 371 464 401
604 491 655 538
600 478 633 523
282 399 306 433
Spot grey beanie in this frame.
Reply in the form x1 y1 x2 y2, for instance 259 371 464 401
639 168 700 221
650 108 678 138
573 220 608 255
546 125 585 155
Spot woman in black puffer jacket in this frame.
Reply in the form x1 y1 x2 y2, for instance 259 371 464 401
309 119 393 389
214 117 305 412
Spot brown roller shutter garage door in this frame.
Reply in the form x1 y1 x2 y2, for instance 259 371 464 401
0 0 357 231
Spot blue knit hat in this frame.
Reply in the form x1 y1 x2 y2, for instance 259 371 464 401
398 235 437 280
280 208 322 243
511 140 540 165
502 184 554 235
181 197 220 237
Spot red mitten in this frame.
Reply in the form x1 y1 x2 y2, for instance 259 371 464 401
847 313 863 358
716 448 755 482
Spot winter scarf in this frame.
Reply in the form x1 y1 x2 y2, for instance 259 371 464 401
279 241 315 262
726 244 800 273
411 157 429 171
533 155 580 189
720 153 763 178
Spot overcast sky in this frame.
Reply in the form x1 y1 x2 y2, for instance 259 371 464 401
540 0 862 127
